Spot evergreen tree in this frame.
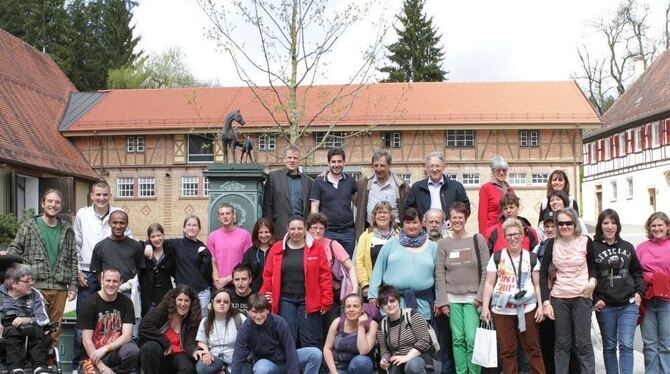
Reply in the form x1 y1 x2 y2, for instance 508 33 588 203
380 0 446 82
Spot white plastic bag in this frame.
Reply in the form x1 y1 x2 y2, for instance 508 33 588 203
472 320 498 368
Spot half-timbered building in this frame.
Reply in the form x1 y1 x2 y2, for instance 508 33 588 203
582 50 670 225
60 82 600 237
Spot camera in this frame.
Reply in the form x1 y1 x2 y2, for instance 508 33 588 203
513 290 527 299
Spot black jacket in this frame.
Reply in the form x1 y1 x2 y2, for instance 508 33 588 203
405 176 470 216
138 242 175 317
139 303 200 356
592 238 645 306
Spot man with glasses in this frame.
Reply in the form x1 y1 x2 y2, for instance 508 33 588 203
0 264 52 374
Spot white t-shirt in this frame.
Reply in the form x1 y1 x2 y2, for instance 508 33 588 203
486 249 539 315
196 314 247 363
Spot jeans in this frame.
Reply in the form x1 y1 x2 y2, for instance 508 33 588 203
596 302 639 374
641 297 670 373
552 297 595 374
336 355 374 374
252 347 322 374
74 271 99 369
325 227 356 257
198 287 212 318
279 292 323 348
388 356 442 374
449 303 480 374
195 354 227 374
433 312 454 374
99 341 140 374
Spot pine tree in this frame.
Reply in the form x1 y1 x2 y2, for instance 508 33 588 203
380 0 446 82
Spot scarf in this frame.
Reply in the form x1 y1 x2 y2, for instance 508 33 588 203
373 228 394 240
399 229 428 247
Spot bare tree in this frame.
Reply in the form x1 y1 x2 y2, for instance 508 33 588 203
621 0 657 69
574 46 612 115
194 0 389 155
665 1 670 49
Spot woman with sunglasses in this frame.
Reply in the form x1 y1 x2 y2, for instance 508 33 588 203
540 208 597 374
636 211 670 372
481 218 544 374
241 218 275 293
592 209 644 374
478 155 513 235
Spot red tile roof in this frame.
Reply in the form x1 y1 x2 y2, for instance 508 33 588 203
0 29 98 179
63 81 600 133
585 50 670 140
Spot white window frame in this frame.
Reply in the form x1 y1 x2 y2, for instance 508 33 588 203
445 173 458 181
519 130 539 147
181 176 199 197
618 133 625 155
604 137 611 159
652 122 660 147
610 180 617 201
258 134 277 151
446 130 475 147
383 132 402 148
531 173 549 184
626 177 634 199
398 173 412 185
203 177 210 196
314 132 344 148
508 173 527 185
116 177 134 198
126 136 145 153
635 128 642 151
138 177 155 198
461 173 480 185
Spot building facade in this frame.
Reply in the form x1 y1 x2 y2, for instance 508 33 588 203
61 82 600 238
583 50 670 226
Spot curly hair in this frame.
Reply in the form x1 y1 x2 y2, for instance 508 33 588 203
204 288 241 338
157 285 201 328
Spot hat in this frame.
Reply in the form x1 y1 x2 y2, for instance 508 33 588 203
542 211 555 223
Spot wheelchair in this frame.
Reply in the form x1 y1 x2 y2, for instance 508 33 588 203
0 251 62 374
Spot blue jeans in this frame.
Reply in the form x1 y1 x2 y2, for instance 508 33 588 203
197 288 212 318
433 313 454 374
279 292 323 348
596 302 639 374
337 355 374 374
641 297 670 373
325 227 356 257
253 347 322 374
388 356 442 374
195 354 227 374
74 271 99 369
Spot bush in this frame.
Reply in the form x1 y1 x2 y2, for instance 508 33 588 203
0 209 36 246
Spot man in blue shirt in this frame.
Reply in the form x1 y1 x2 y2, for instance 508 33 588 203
310 148 358 256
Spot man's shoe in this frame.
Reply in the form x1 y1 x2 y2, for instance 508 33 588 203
9 369 25 374
33 367 53 374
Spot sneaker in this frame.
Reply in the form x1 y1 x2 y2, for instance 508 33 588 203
9 369 25 374
33 367 53 374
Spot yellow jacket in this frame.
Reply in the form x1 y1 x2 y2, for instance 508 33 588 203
354 228 398 289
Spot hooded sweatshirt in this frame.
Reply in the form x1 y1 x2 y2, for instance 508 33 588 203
592 238 645 306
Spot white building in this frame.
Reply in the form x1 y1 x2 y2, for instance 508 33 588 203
582 50 670 226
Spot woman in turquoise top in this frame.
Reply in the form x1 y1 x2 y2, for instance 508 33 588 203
368 207 437 320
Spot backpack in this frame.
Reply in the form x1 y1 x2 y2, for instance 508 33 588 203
380 308 440 353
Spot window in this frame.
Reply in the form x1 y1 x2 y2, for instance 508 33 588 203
126 136 145 153
519 130 539 147
532 173 549 184
314 132 344 148
461 173 480 185
610 180 617 201
626 129 634 153
203 177 210 196
446 130 475 147
619 134 626 156
257 134 277 151
652 122 660 146
116 177 134 198
626 177 634 198
508 173 527 185
445 173 458 181
383 132 402 148
398 173 412 185
181 176 199 196
188 134 215 162
604 137 611 159
635 128 642 151
138 177 155 197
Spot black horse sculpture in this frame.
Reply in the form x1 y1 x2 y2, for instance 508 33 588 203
221 110 245 163
240 135 255 163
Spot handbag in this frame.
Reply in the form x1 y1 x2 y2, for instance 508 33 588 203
471 320 497 368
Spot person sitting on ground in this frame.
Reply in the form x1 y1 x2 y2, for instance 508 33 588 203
77 267 140 374
0 264 52 374
485 192 539 253
226 263 254 315
231 294 323 374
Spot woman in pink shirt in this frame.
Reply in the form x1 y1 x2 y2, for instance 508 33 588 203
636 211 670 373
539 208 597 374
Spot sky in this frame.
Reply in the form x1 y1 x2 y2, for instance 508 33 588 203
132 0 667 86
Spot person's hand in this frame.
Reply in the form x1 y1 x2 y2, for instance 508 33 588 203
78 271 88 288
473 300 481 309
634 293 642 306
164 346 172 356
440 305 450 317
379 358 390 369
368 298 377 308
11 316 32 327
97 364 114 374
543 303 555 320
144 244 153 258
581 280 596 298
480 308 490 322
68 290 77 301
214 278 226 289
358 313 368 327
389 354 410 365
594 300 606 312
534 305 544 323
265 292 273 304
202 352 213 365
0 251 7 256
90 346 109 365
361 286 369 299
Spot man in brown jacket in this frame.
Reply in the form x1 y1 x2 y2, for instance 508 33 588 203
354 150 410 239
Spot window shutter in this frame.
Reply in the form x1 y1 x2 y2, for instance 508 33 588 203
641 126 647 149
665 120 670 145
614 135 620 157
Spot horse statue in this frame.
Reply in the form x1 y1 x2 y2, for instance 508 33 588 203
240 135 255 163
221 109 245 163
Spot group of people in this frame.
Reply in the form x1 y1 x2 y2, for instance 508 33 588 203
1 146 669 374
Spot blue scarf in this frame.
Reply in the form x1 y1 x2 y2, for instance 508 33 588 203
399 229 428 247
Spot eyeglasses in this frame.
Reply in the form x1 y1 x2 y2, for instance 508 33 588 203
494 168 508 173
214 299 230 304
17 279 34 284
505 232 522 239
380 297 397 306
557 221 575 227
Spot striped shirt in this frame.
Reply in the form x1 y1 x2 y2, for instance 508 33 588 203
377 310 432 361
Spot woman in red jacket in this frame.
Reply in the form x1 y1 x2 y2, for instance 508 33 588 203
260 216 333 348
478 156 513 235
